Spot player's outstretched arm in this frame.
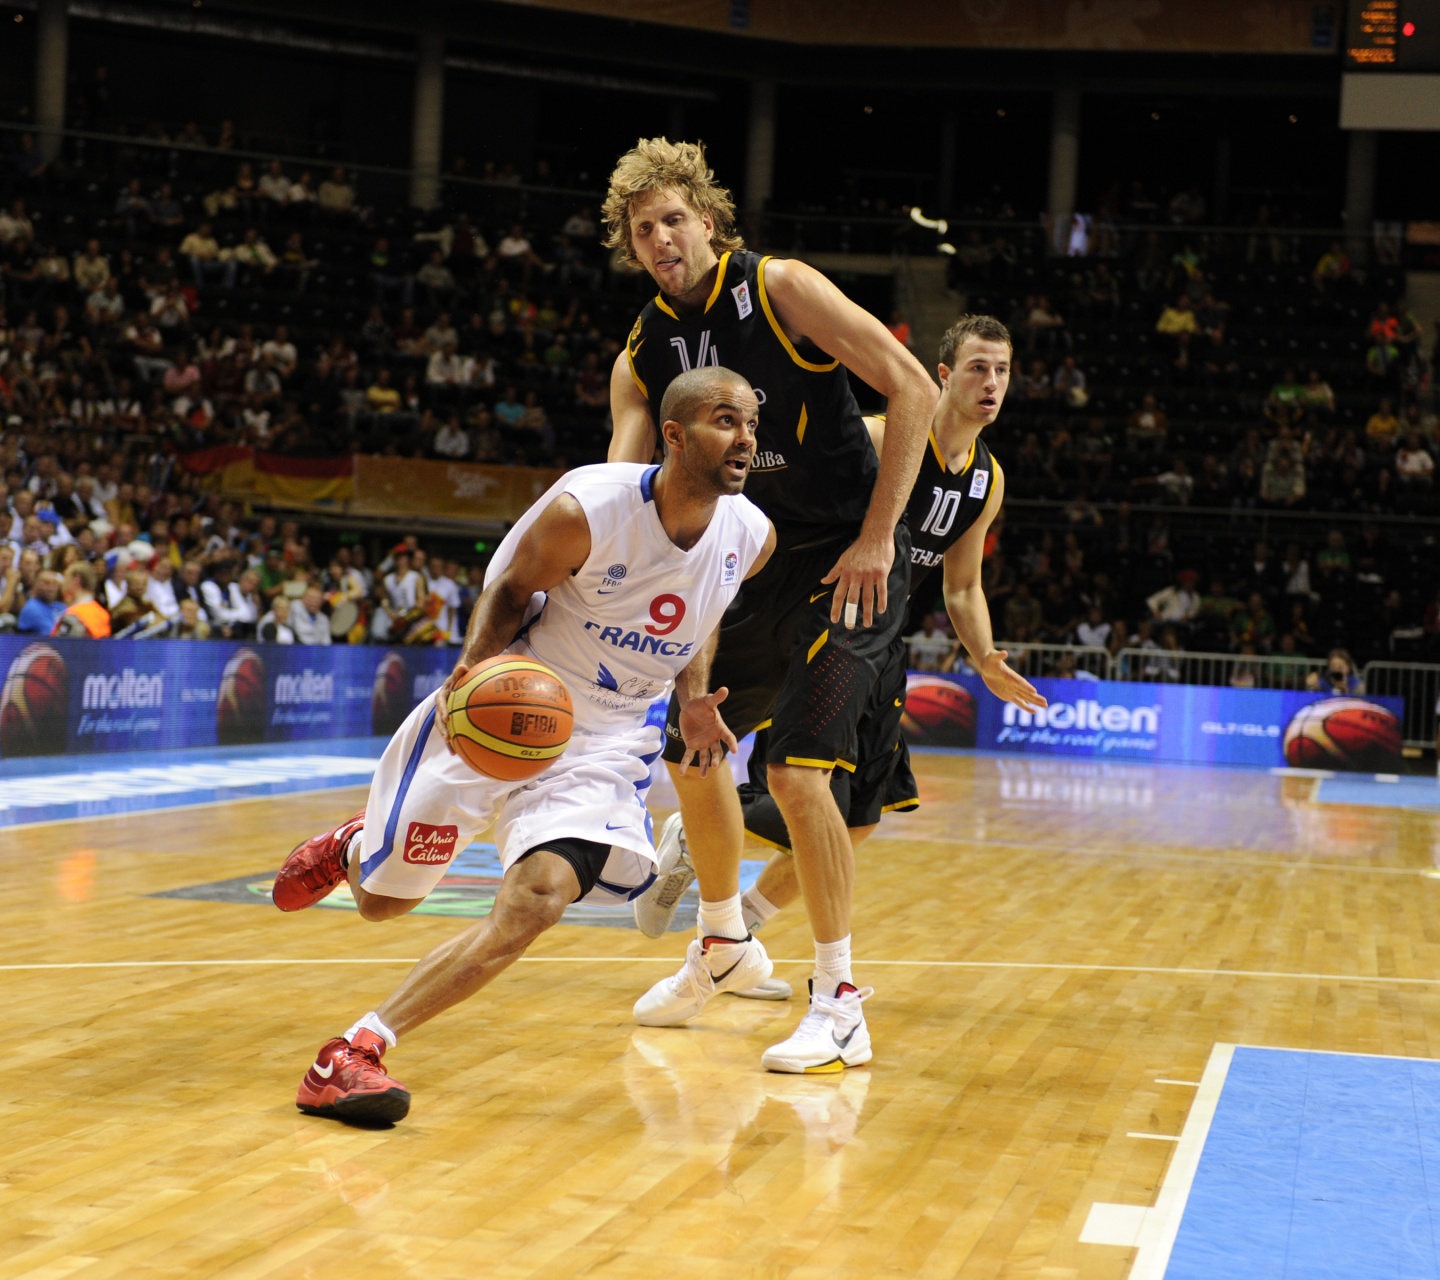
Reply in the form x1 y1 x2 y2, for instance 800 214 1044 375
434 496 592 751
939 464 1045 714
608 350 657 463
673 624 738 778
764 258 939 629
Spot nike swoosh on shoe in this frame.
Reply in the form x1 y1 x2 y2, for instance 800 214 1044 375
312 1060 335 1079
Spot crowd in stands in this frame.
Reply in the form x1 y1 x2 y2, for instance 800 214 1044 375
1 116 1437 677
0 461 482 645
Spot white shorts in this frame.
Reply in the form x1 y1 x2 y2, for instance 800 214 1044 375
356 698 661 905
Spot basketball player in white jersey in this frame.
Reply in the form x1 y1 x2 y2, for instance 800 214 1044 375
271 367 776 1125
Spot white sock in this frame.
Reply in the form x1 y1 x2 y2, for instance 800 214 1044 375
344 831 362 868
698 894 747 942
813 936 853 997
344 1011 397 1049
741 885 781 934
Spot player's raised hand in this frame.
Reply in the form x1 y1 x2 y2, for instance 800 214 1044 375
822 531 893 630
433 662 468 754
677 686 739 778
977 650 1047 714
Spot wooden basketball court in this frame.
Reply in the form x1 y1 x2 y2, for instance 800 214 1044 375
4 751 1438 1278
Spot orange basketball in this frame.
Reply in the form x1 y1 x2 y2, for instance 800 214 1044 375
446 655 573 781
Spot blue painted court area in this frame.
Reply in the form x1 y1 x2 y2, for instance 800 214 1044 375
0 737 385 828
1167 1046 1440 1279
1316 775 1440 811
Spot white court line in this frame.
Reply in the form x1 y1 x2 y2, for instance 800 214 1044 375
7 958 1440 986
1127 1132 1181 1142
1155 1079 1202 1087
904 836 1435 877
0 778 375 833
1127 1042 1236 1280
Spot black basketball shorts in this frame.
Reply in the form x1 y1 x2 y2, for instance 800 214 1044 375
736 638 919 845
662 523 912 772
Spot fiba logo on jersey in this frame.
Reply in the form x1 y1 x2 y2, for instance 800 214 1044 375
722 550 739 585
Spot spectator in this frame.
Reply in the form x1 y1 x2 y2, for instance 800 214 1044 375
1298 369 1335 423
180 221 233 290
432 414 471 459
1146 570 1201 626
496 224 545 285
317 167 357 218
52 561 110 637
148 183 185 234
232 227 278 284
72 238 111 296
1155 295 1198 346
1305 648 1365 695
257 158 290 210
1312 241 1350 291
370 237 414 306
1126 393 1168 451
1260 449 1306 508
1365 398 1400 451
289 584 332 645
1052 355 1087 411
416 249 457 308
1396 433 1434 488
1229 592 1276 653
257 595 295 643
165 597 211 639
906 615 952 671
16 567 64 634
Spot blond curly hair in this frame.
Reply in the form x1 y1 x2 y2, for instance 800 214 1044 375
602 137 745 268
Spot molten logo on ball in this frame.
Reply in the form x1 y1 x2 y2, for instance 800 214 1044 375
901 676 978 749
1282 698 1403 772
0 642 69 757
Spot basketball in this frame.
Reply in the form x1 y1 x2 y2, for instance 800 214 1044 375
900 677 978 748
216 647 267 745
371 651 409 736
1282 698 1403 772
0 642 70 757
446 655 573 781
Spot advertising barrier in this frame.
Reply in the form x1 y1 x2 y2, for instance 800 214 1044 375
0 637 457 758
902 672 1407 772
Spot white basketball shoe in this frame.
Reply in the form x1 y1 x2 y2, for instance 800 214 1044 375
633 934 774 1026
760 982 873 1073
633 813 696 938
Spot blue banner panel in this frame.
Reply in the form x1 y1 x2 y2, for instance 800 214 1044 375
0 637 457 758
902 671 1406 771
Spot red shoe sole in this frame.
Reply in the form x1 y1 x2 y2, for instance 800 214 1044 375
297 1087 411 1126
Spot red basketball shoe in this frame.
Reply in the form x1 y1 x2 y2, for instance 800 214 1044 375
296 1029 410 1125
272 810 366 912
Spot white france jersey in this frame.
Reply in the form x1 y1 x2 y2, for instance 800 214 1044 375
485 462 770 732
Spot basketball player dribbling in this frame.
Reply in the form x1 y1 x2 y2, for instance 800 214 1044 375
639 317 1047 940
271 368 775 1124
604 138 939 1072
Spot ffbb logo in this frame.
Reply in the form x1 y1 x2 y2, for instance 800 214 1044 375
403 822 459 865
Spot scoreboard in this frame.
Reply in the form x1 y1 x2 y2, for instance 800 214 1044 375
1346 0 1440 69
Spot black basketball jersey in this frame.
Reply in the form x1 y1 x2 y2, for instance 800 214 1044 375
626 250 877 548
905 429 998 597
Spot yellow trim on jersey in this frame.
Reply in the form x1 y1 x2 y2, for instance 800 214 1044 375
703 251 731 313
753 718 773 732
959 438 978 474
627 345 649 399
928 430 946 469
974 456 1003 525
880 798 920 813
756 256 841 373
743 827 791 853
654 294 679 321
784 756 836 769
834 758 857 774
797 403 808 445
806 629 829 663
